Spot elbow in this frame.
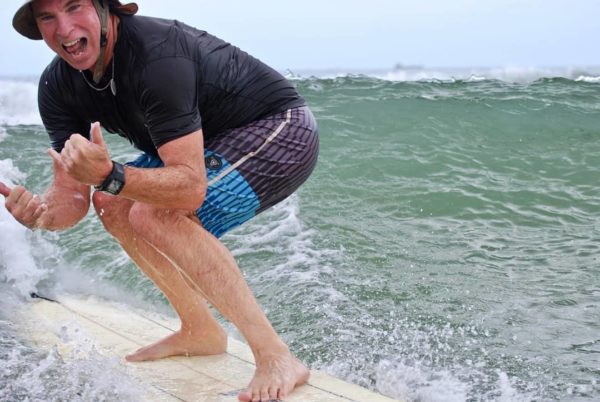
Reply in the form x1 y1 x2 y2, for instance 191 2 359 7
188 186 205 211
159 165 206 211
181 173 206 211
170 194 203 212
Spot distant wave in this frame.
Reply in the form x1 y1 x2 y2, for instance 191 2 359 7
287 66 600 84
2 67 599 127
576 75 600 83
0 78 42 126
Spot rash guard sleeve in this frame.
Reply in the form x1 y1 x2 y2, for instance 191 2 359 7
138 57 203 148
38 64 89 152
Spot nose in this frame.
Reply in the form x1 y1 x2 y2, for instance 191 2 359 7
55 14 74 39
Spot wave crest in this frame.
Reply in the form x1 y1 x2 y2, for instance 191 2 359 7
0 79 42 126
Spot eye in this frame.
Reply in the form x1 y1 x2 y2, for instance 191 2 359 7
67 3 81 12
38 14 55 22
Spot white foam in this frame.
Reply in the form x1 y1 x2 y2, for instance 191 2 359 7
375 360 469 402
1 320 143 401
51 262 173 314
575 75 600 83
229 195 342 286
465 74 488 83
380 65 566 83
373 350 542 402
0 79 42 126
380 68 457 83
292 66 600 83
0 159 23 183
0 159 52 297
495 371 523 402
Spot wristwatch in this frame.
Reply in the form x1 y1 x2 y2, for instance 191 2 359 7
95 161 126 195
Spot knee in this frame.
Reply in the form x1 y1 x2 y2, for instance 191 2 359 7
129 204 195 245
128 202 163 236
92 191 131 232
93 191 119 221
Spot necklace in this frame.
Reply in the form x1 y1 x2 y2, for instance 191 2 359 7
80 56 117 96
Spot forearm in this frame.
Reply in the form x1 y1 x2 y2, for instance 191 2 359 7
38 184 91 231
65 127 207 212
118 164 205 211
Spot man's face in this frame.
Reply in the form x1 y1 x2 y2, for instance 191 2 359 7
32 0 101 71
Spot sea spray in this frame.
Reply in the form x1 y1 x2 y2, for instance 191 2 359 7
0 79 42 126
1 318 144 402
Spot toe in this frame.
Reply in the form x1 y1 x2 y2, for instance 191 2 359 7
236 389 252 402
268 384 281 400
260 386 270 401
278 383 293 399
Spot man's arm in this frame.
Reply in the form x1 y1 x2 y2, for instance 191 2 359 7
0 150 91 231
120 129 207 211
58 122 206 212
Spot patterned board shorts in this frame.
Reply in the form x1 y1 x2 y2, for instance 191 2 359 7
127 106 319 238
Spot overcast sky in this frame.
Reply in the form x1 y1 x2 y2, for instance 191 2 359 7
1 0 599 76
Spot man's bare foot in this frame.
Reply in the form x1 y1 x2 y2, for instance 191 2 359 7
237 349 310 402
125 326 227 362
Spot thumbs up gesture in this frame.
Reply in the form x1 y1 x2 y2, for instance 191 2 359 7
48 122 113 186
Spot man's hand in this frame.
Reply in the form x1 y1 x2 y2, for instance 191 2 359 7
0 182 48 229
48 122 113 186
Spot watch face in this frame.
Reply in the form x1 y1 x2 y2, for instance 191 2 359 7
106 179 124 195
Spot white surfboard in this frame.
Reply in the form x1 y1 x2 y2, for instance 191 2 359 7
16 294 399 402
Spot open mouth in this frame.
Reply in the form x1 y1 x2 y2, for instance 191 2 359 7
62 38 87 56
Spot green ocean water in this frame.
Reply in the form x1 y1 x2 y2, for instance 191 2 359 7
1 76 599 401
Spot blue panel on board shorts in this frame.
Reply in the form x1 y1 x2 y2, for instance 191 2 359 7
126 151 260 238
199 150 260 238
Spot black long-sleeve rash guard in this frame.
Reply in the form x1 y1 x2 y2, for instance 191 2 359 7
38 15 305 155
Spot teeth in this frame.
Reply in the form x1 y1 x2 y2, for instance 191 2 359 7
63 39 80 47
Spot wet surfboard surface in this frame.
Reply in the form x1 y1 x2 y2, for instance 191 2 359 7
16 294 399 401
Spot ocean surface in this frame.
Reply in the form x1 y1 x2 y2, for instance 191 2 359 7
1 67 599 401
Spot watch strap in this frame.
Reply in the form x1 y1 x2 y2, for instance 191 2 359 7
95 161 125 195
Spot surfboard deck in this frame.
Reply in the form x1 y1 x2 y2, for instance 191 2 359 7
16 295 398 402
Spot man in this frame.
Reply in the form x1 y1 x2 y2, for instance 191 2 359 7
0 0 319 401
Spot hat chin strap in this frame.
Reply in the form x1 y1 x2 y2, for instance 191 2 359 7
92 0 110 83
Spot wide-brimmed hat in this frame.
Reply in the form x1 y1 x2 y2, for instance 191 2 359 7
13 0 138 40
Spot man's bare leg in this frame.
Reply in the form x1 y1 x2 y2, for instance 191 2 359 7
127 202 309 402
93 192 227 360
